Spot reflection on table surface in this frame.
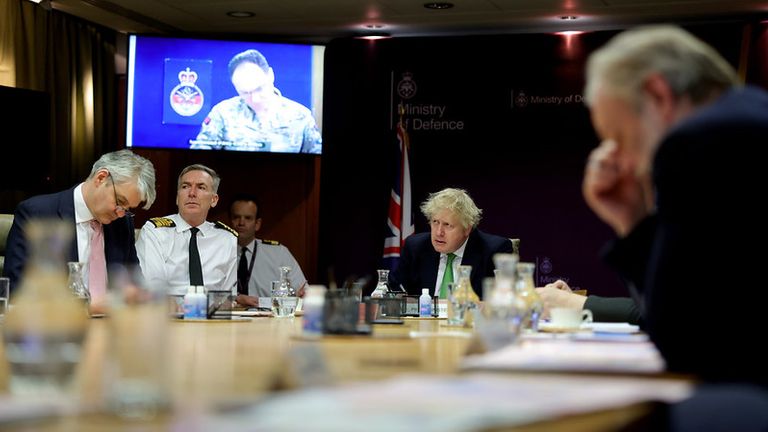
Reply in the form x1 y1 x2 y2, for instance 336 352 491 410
0 316 691 431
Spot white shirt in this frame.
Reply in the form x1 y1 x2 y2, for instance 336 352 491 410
239 238 307 298
136 213 238 295
72 183 101 290
432 238 469 296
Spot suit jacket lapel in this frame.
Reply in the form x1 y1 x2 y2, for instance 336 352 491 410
459 230 481 275
425 248 440 289
58 187 79 262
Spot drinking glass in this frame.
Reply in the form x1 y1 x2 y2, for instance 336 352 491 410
447 283 467 326
105 266 169 419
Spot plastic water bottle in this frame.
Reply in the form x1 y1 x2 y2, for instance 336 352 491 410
184 286 206 319
302 285 326 335
419 289 432 317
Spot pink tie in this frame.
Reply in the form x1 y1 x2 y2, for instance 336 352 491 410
89 220 107 304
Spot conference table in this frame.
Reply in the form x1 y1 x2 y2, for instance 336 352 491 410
0 313 688 431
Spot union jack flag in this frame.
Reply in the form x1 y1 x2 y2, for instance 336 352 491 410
382 120 415 271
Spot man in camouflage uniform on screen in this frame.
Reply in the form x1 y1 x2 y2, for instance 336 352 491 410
192 49 322 154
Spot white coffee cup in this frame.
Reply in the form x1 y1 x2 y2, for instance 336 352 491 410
549 307 593 329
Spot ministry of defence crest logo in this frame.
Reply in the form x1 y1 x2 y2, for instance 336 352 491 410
170 67 204 117
514 90 529 108
397 72 417 99
539 257 553 274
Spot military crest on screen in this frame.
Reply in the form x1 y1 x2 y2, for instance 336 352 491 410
170 67 204 117
162 58 212 127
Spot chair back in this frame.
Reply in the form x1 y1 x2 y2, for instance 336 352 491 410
0 213 14 276
509 238 520 255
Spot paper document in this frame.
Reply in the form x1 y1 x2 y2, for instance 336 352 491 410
195 373 691 432
462 337 665 374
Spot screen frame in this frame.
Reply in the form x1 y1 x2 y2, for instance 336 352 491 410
125 34 325 154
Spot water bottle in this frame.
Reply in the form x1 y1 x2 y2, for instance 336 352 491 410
184 286 206 319
302 285 326 335
419 289 432 317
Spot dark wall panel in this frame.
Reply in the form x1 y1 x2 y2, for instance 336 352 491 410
318 24 745 296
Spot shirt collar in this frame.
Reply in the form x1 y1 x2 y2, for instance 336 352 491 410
442 236 469 261
242 238 256 254
73 183 95 224
174 214 210 235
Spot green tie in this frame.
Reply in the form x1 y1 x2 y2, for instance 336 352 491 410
439 253 456 299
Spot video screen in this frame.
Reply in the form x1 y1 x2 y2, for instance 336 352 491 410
126 35 324 154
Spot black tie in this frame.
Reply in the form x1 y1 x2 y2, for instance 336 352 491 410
237 246 249 295
189 227 204 286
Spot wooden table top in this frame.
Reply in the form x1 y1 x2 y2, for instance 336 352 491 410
0 314 671 431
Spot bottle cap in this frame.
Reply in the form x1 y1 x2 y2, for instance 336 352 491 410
422 288 429 295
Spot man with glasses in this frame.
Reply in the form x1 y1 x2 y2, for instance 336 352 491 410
192 49 322 154
3 149 157 313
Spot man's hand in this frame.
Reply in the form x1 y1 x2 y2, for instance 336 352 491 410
582 140 651 237
535 280 587 319
235 294 259 308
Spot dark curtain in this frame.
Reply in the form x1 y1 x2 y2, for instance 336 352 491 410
11 0 117 190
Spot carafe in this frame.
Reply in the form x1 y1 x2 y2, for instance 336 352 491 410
2 219 89 395
271 266 297 317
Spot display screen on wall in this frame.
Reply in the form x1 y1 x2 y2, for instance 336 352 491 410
126 35 325 154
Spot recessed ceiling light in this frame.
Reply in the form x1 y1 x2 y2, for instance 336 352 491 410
424 2 454 10
560 15 578 20
355 32 392 40
364 24 385 29
226 11 255 18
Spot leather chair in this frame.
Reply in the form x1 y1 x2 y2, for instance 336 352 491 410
510 238 520 255
0 213 14 276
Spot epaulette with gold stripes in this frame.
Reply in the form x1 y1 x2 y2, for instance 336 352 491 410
262 239 281 245
148 217 175 228
214 220 238 237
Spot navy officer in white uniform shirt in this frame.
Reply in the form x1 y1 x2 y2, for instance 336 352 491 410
229 194 306 307
137 164 237 295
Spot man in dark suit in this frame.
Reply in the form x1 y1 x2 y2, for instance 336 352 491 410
3 149 156 313
582 26 768 384
389 188 514 298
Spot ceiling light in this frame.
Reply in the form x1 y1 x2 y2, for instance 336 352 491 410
556 31 584 36
27 0 51 10
355 32 392 40
560 15 578 20
424 2 454 10
364 24 385 29
226 11 255 18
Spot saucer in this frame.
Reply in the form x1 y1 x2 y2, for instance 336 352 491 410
537 322 583 333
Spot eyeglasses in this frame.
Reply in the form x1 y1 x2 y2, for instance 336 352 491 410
107 171 134 218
